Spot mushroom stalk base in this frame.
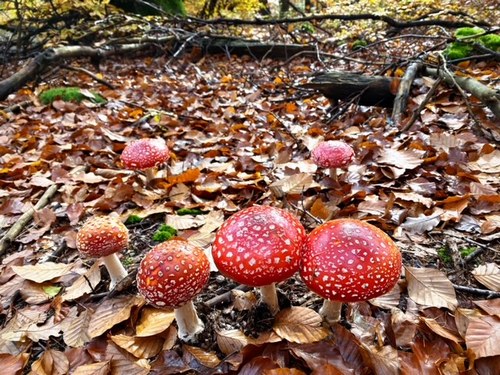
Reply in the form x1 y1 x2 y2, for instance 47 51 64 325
102 253 128 290
319 300 342 324
260 283 279 315
175 301 204 342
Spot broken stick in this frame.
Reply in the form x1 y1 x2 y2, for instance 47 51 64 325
0 184 59 256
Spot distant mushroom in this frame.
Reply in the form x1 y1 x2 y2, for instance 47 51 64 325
136 239 210 342
300 219 402 324
212 205 306 315
120 138 170 183
311 140 354 181
76 216 129 290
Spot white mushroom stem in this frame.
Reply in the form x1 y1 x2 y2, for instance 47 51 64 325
102 253 128 290
260 283 279 315
319 300 342 324
144 168 156 184
328 168 338 180
175 300 205 342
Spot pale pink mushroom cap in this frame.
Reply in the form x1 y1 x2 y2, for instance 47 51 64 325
300 219 402 302
121 138 170 170
311 140 354 169
137 240 210 308
212 205 306 287
76 216 129 257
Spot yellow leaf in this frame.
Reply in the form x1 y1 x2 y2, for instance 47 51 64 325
136 307 175 337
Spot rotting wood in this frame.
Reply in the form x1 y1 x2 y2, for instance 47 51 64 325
301 71 397 107
0 184 59 256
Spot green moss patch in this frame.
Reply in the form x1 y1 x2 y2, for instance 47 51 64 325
152 224 177 242
39 87 106 105
445 27 500 61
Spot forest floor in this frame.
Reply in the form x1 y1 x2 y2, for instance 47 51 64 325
0 0 499 374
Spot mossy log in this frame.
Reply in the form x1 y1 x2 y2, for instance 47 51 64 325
301 72 397 107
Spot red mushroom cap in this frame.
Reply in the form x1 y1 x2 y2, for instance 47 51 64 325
76 216 129 257
300 219 402 302
121 138 170 170
311 140 354 169
137 240 210 308
212 205 306 287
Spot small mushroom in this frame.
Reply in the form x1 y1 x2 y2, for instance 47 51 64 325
300 219 402 324
76 216 129 290
120 138 170 183
136 239 210 342
311 140 354 181
212 205 306 315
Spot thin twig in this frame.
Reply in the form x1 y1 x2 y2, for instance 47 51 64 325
62 65 116 89
399 76 443 133
203 284 251 308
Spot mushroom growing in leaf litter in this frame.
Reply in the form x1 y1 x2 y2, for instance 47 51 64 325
136 239 210 342
311 140 354 181
212 205 306 315
120 138 170 183
76 216 129 290
300 219 402 324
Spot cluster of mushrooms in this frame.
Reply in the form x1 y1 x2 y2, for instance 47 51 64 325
76 138 403 342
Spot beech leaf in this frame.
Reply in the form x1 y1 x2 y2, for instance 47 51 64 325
30 349 69 375
183 345 221 368
111 334 164 359
62 262 102 301
72 362 111 375
466 316 500 358
377 148 424 170
471 263 500 292
87 296 145 338
405 267 458 310
400 212 441 233
273 307 329 344
12 262 74 283
135 308 175 337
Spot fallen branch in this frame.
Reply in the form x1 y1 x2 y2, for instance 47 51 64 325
186 13 488 29
301 71 397 107
392 61 422 126
0 184 59 256
425 67 500 120
0 40 174 101
453 284 500 299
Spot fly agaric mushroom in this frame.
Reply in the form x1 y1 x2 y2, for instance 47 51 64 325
120 138 170 183
76 216 129 290
212 205 306 315
300 219 402 324
311 140 354 181
136 239 210 342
